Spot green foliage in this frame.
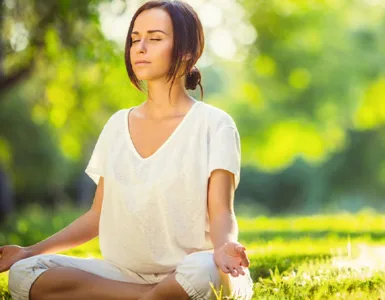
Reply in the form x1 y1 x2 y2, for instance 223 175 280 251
2 0 385 226
1 206 385 299
228 0 385 171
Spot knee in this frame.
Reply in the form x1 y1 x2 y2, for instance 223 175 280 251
8 254 52 296
8 256 35 296
175 251 221 299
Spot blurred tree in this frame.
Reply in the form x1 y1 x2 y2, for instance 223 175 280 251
231 0 385 169
1 1 103 93
219 0 385 213
0 0 142 209
1 0 385 214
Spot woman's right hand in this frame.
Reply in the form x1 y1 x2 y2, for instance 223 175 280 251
0 245 32 273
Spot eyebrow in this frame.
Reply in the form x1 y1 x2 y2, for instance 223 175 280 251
131 30 167 36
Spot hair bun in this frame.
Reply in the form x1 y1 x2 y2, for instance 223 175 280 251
185 66 201 90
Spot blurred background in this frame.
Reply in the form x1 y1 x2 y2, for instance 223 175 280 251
1 0 385 230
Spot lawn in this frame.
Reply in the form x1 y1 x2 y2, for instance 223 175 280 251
1 204 385 299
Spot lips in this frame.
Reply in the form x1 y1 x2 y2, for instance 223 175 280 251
135 60 150 64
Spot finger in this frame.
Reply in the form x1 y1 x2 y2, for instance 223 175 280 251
238 248 246 258
235 265 246 276
225 264 239 277
235 245 246 253
229 267 239 277
220 265 231 274
241 255 250 268
239 251 250 267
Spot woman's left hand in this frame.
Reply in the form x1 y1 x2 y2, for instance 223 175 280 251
213 241 250 277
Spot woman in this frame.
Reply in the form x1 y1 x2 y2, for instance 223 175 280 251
1 1 254 299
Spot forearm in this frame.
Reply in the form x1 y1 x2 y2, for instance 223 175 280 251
209 211 239 249
26 209 100 257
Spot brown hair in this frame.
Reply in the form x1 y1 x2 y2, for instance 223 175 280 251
124 0 205 101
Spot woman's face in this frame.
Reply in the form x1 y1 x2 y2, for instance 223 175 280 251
130 8 174 82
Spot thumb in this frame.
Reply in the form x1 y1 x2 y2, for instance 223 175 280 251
235 244 246 253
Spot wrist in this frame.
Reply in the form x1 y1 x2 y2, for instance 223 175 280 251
24 245 37 257
213 240 237 251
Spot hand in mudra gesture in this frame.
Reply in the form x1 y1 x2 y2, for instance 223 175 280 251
214 241 250 277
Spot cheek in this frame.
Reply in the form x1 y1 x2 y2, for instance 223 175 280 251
155 41 173 60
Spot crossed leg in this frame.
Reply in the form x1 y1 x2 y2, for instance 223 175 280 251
8 254 189 300
29 266 157 300
9 252 253 300
28 267 189 300
139 272 189 300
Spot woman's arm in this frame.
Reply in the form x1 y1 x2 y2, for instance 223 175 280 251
25 177 105 257
207 169 238 248
208 169 250 277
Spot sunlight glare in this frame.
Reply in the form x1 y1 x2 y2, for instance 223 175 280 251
199 2 223 28
10 22 29 52
209 28 236 59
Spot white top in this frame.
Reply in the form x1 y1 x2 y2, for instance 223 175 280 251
85 101 241 274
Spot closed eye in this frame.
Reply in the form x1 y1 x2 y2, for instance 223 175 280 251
132 39 162 43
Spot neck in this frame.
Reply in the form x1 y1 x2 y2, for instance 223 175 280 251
142 75 196 119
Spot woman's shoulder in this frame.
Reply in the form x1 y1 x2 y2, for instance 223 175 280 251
200 102 237 131
104 107 131 126
98 108 130 135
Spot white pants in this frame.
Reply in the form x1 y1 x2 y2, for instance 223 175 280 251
8 251 254 300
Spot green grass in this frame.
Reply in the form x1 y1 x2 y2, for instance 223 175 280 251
1 205 385 299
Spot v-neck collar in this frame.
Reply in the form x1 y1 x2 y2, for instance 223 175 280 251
124 101 202 162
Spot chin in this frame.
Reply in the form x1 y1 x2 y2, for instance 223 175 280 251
135 72 166 82
133 72 151 81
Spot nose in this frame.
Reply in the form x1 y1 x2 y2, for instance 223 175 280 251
135 39 147 54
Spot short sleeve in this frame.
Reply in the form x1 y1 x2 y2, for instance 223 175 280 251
208 125 241 190
85 114 116 185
